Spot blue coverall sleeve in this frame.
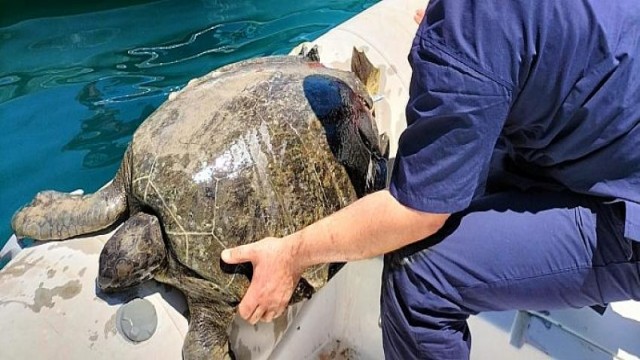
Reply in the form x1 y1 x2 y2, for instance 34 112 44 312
389 34 512 214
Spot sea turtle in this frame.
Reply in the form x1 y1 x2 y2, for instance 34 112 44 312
11 47 388 359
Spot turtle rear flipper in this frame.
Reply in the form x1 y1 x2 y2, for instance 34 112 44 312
183 298 235 360
11 149 133 240
298 44 320 62
351 47 380 97
294 43 321 62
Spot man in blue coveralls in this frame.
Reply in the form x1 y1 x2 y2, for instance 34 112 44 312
222 0 640 358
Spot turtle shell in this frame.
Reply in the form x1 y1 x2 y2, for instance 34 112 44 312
128 56 381 299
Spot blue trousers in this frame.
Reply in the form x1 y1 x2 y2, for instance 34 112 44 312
380 190 640 359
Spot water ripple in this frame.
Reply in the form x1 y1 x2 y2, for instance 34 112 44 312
0 75 21 86
28 28 121 50
128 23 247 68
88 74 167 105
127 9 344 69
0 67 96 105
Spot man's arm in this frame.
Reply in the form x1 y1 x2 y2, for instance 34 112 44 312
221 189 449 324
294 189 449 265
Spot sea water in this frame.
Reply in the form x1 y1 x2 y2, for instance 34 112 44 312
0 0 377 249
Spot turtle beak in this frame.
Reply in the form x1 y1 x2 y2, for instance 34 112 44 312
97 270 117 292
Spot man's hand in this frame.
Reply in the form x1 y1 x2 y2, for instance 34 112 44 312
221 236 304 325
219 191 448 324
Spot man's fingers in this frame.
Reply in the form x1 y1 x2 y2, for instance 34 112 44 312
224 236 296 326
414 9 425 24
237 280 265 322
262 311 277 323
274 308 285 320
221 244 254 264
249 306 265 325
238 296 256 321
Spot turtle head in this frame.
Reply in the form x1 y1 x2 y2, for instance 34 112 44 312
303 73 388 198
98 213 167 292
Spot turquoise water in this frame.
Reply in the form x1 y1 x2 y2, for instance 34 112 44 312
0 0 377 248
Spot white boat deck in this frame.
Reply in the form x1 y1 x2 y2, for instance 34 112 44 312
3 0 640 359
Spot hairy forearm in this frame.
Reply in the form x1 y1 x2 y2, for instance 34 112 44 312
289 189 450 269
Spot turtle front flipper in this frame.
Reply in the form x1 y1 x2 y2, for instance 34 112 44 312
11 148 133 240
183 298 236 360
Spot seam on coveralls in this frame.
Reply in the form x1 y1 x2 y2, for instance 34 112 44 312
454 260 640 291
